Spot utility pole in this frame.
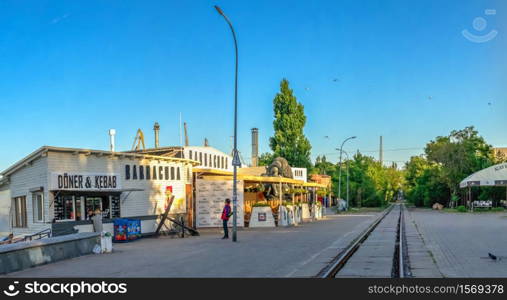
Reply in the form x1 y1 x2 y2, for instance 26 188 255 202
380 136 384 166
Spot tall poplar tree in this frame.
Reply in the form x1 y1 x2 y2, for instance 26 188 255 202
269 79 312 168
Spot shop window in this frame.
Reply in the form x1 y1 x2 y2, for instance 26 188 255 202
140 166 145 180
12 196 27 228
133 165 138 180
54 195 76 221
165 167 169 180
199 152 203 164
85 196 112 219
159 166 164 180
177 167 181 180
125 165 131 180
189 150 193 160
204 154 208 167
32 192 44 223
171 167 175 180
146 166 151 180
111 196 121 218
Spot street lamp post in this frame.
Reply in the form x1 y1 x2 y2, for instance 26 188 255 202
338 149 351 210
215 5 240 242
337 136 356 210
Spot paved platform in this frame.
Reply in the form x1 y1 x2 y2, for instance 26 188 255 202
410 208 507 278
336 206 399 278
3 212 379 278
404 209 442 278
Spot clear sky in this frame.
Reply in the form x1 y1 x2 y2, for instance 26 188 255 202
0 0 505 171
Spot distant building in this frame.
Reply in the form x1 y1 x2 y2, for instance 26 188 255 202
292 168 308 182
310 174 332 190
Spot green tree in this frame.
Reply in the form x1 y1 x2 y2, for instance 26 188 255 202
331 152 404 207
404 156 449 207
404 126 497 207
269 79 312 168
312 155 335 175
425 126 494 201
258 152 274 166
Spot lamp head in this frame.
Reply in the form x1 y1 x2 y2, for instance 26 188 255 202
214 5 224 16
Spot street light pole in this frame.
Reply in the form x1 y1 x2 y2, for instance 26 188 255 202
337 136 356 210
215 5 239 242
338 149 350 210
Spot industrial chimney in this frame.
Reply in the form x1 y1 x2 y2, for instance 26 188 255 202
154 122 160 149
184 123 190 147
109 129 116 152
251 128 259 167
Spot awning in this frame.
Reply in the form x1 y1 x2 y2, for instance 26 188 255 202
200 175 328 189
459 163 507 188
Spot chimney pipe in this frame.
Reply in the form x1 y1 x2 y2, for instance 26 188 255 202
154 122 160 148
251 128 259 167
109 129 116 152
184 123 190 147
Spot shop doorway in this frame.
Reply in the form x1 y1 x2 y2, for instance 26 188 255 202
85 196 110 220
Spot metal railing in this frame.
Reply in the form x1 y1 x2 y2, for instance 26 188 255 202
23 228 52 242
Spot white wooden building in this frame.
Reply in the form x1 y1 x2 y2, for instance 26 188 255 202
0 146 198 237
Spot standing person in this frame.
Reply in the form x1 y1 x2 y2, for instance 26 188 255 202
221 199 232 240
91 208 103 233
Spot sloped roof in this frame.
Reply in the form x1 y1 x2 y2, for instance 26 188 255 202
459 163 507 188
1 146 199 177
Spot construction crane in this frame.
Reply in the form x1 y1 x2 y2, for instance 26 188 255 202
132 129 146 151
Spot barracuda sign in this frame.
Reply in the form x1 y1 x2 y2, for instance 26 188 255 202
51 172 121 191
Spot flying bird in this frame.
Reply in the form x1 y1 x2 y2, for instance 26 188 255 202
489 253 497 260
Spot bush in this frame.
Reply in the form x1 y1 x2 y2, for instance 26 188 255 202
456 205 467 213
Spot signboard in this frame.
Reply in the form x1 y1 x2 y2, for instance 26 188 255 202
258 213 267 222
51 173 121 191
196 179 244 228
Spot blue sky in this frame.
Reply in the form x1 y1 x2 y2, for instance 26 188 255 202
0 0 505 171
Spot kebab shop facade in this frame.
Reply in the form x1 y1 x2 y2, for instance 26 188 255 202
0 146 197 237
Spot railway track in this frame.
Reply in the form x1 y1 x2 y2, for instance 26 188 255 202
317 203 410 278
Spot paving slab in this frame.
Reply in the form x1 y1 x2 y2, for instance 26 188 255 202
409 208 507 278
2 213 379 278
404 209 443 278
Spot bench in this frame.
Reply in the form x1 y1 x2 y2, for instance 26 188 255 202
472 201 493 209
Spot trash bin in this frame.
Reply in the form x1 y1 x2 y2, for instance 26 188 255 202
100 232 113 253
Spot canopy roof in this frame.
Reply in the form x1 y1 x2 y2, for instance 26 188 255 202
459 163 507 188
